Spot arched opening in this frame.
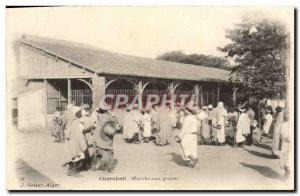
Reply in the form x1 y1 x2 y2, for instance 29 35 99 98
105 79 135 107
202 83 218 107
46 78 93 113
142 81 168 107
174 82 194 105
71 79 93 107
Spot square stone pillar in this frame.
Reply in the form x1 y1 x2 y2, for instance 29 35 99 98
193 84 200 107
92 76 105 108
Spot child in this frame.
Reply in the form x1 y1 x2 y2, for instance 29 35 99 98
263 108 273 136
52 107 64 143
252 120 261 144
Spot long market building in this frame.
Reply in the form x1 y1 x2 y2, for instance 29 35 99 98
15 35 239 131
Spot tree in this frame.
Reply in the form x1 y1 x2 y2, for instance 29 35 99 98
219 19 289 99
157 51 231 70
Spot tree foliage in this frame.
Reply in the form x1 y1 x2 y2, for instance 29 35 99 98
219 19 289 99
157 51 231 70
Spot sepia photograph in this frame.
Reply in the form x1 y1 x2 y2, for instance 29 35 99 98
5 6 295 191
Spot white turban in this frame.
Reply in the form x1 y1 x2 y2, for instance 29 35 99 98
217 102 224 108
278 100 286 108
81 109 88 117
272 100 278 108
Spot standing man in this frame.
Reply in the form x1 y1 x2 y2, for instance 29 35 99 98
155 106 172 146
279 109 291 180
125 104 142 143
235 107 250 147
263 108 273 136
207 104 215 143
115 105 125 134
198 106 211 145
175 107 199 168
150 105 159 135
271 101 285 159
142 108 152 143
214 102 228 145
122 105 131 141
227 107 239 146
65 101 80 140
63 103 74 141
92 105 118 172
65 108 88 176
246 104 255 145
53 106 64 143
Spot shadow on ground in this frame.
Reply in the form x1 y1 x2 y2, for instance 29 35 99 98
244 149 274 159
253 143 272 150
167 152 187 167
16 159 57 184
240 162 281 179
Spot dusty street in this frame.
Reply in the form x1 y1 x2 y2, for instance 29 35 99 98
11 130 293 190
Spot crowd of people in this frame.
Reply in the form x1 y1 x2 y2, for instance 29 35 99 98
51 98 291 179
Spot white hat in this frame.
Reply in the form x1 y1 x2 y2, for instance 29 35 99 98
253 120 258 127
217 102 224 108
266 100 272 106
208 104 213 109
278 100 285 108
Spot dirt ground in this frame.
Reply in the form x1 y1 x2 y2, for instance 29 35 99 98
10 130 294 190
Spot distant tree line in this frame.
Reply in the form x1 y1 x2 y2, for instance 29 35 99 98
156 51 231 70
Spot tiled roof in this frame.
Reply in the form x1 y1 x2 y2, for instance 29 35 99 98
20 35 230 82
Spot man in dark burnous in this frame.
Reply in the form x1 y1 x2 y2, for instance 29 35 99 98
91 104 118 173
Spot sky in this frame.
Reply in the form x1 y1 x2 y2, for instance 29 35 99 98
6 6 294 94
5 6 294 102
6 6 294 59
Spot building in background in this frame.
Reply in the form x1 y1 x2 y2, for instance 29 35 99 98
14 35 237 131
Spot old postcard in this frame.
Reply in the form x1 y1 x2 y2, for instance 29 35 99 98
6 6 295 190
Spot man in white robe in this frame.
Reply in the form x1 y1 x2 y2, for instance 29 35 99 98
214 102 228 145
124 104 142 143
279 109 292 180
263 109 273 135
65 109 88 176
122 107 131 140
176 107 199 167
150 106 159 133
142 109 152 142
271 101 285 158
154 106 172 145
235 107 250 147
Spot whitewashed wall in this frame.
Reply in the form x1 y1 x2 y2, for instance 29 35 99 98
18 88 45 132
